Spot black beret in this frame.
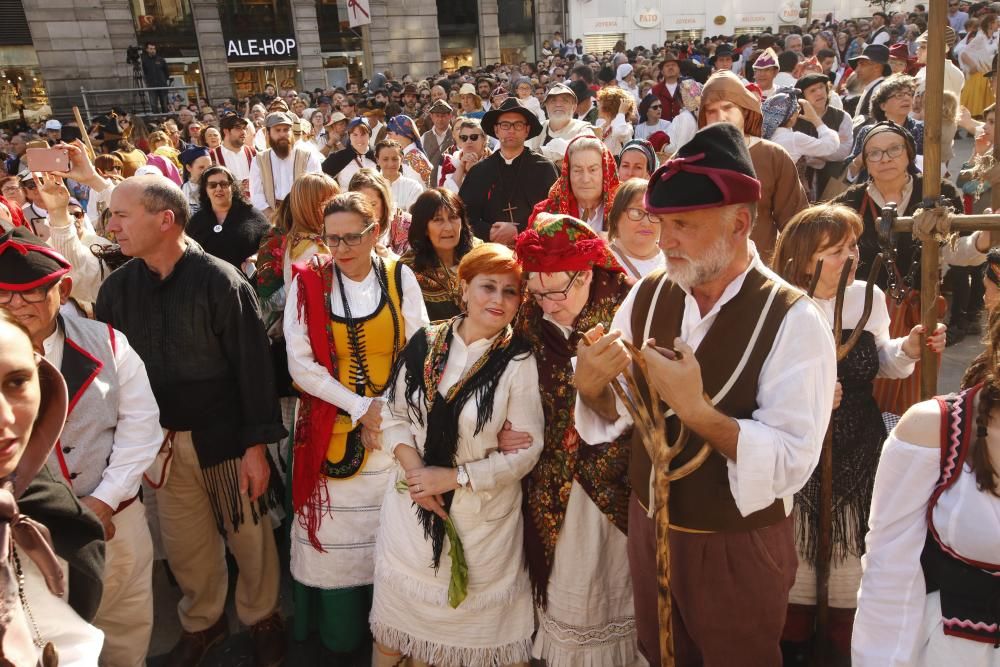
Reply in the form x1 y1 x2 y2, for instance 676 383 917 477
0 227 71 290
645 123 761 214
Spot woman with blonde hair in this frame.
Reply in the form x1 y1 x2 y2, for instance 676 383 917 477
144 130 182 185
349 168 411 255
595 87 634 154
771 203 945 662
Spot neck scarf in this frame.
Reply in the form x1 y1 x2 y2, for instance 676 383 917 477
388 316 530 568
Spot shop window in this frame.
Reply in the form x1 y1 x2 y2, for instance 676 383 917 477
218 0 294 41
130 0 199 58
583 33 624 56
316 0 364 54
665 30 704 42
0 49 48 125
438 0 479 69
498 0 535 64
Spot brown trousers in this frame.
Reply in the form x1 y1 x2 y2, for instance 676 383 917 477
627 494 797 666
157 431 280 632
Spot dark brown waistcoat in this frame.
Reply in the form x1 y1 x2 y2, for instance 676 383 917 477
628 265 802 531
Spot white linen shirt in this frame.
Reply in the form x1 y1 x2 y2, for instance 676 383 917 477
42 324 162 509
574 246 837 518
284 259 429 425
249 148 323 211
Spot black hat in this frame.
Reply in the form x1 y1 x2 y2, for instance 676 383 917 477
796 73 831 93
481 97 543 139
849 44 892 76
645 123 761 214
568 80 594 102
710 44 735 66
0 227 72 290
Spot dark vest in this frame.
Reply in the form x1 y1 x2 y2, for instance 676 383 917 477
794 106 846 139
628 265 801 531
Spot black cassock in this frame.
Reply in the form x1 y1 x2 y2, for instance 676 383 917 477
459 148 559 241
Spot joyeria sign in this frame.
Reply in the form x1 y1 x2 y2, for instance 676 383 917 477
226 37 298 62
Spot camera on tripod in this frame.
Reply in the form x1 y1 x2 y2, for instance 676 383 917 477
126 45 141 65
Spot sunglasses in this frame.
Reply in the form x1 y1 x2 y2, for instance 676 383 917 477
459 133 481 142
206 180 232 190
649 105 662 110
70 209 85 219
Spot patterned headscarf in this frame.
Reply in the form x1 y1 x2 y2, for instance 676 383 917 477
387 114 423 153
515 213 623 274
761 89 799 139
530 135 620 229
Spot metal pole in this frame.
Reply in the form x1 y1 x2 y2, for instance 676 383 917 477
920 0 945 399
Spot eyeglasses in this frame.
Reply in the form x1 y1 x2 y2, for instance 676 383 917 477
206 180 232 190
459 133 481 142
887 91 914 101
649 104 662 110
69 209 85 219
864 143 906 162
625 207 663 224
0 281 57 305
496 121 527 131
1 186 20 196
527 271 581 303
324 221 375 247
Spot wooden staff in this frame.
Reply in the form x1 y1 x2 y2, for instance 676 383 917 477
809 255 882 665
585 338 711 666
72 106 95 160
916 0 945 399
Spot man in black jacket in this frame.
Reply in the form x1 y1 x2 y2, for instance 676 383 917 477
141 42 170 113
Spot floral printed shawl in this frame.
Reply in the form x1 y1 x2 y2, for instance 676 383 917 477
517 267 633 605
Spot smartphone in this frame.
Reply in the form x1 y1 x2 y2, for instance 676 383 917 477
25 147 70 172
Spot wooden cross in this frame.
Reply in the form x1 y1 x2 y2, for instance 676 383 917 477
501 202 517 225
882 1 1000 400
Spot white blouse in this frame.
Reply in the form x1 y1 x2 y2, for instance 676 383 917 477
634 119 671 142
853 432 1000 666
610 246 666 281
283 258 429 425
388 174 424 214
813 280 918 380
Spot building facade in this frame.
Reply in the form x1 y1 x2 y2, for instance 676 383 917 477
9 0 564 121
568 0 919 53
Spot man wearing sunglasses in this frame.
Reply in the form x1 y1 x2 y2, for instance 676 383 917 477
18 171 50 242
526 82 592 162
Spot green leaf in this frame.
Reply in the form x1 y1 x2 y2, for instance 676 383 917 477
444 516 469 608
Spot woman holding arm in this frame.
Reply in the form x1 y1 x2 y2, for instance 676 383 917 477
283 192 429 660
371 243 544 667
771 204 946 662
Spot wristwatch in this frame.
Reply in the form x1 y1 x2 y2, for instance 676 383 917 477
456 465 470 488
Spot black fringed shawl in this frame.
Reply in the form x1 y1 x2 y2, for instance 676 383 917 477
387 316 531 568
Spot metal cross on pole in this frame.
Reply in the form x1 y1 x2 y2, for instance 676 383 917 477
878 0 1000 400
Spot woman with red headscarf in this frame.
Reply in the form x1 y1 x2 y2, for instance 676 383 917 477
513 214 643 667
531 135 620 235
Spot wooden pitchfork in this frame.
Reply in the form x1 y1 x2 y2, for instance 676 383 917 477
806 253 883 665
585 337 712 666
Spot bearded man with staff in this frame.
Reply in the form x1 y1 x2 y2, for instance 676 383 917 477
573 122 837 666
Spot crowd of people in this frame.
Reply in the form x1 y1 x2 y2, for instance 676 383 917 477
1 5 1000 667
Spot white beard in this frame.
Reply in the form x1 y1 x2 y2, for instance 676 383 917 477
665 233 735 291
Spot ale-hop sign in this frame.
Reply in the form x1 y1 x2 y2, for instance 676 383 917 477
226 37 298 62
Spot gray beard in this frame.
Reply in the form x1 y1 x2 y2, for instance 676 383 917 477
665 233 735 291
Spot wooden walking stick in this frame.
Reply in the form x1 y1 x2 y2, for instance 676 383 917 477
808 254 882 665
586 338 711 666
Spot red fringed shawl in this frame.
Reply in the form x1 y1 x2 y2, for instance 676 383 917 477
528 134 620 228
290 257 339 551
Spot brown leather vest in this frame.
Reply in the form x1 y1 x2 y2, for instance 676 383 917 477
628 265 802 532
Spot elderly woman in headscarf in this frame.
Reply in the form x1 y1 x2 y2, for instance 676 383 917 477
830 120 992 415
387 114 433 186
513 214 642 667
531 135 620 234
617 139 658 182
0 298 105 664
697 69 808 262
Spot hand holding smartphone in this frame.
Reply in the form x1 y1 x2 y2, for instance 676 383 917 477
25 147 70 173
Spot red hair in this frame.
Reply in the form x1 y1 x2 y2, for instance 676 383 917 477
457 242 522 284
